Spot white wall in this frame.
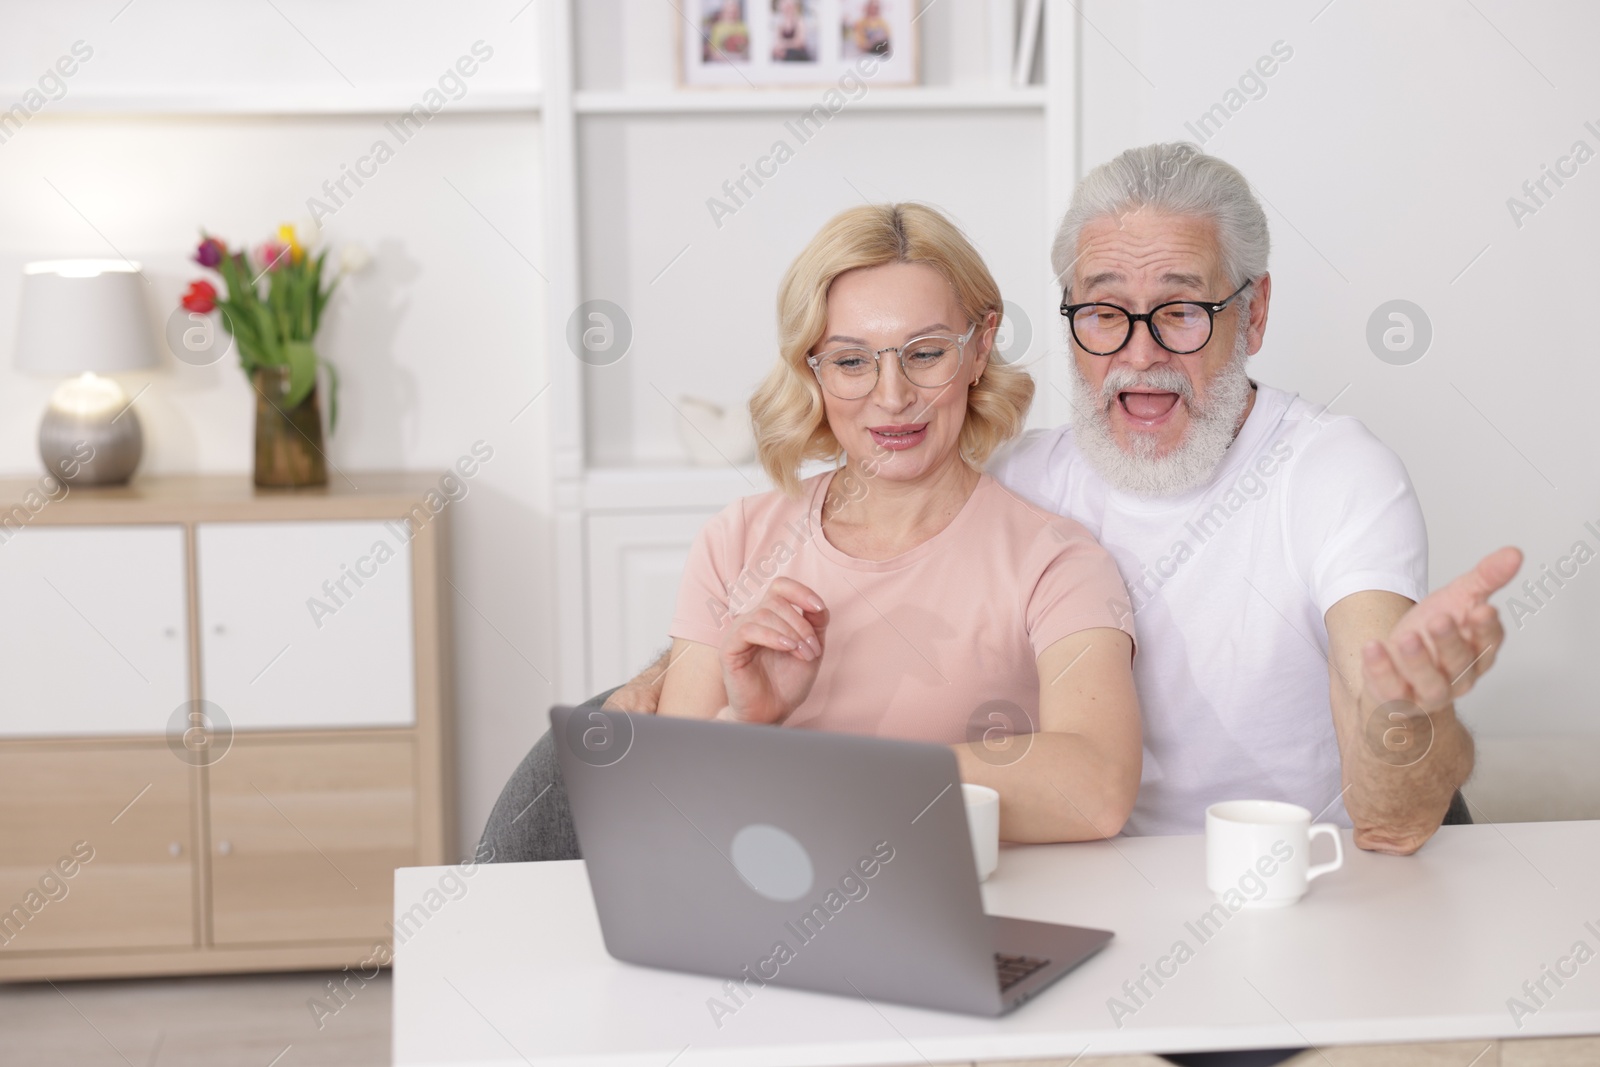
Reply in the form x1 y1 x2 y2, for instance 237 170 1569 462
0 1 546 856
1080 0 1600 740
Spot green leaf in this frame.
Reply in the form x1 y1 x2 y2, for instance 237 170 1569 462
266 272 290 343
300 262 318 338
224 252 259 306
282 340 318 409
215 302 259 369
249 302 283 364
319 357 340 433
310 250 334 334
215 255 240 305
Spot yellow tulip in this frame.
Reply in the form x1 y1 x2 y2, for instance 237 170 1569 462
278 223 305 265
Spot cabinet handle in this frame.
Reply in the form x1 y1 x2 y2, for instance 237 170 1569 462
168 841 182 858
217 839 232 856
212 624 227 636
164 627 178 639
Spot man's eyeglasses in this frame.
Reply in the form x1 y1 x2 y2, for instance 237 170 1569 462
1060 279 1253 356
806 323 976 401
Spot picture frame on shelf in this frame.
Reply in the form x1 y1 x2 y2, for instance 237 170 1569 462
679 0 918 89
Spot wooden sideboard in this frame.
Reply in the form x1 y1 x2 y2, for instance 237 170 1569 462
0 473 453 981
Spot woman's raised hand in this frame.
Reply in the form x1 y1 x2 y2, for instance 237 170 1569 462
719 578 829 725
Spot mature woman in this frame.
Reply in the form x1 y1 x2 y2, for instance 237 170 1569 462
480 203 1140 860
656 202 1139 842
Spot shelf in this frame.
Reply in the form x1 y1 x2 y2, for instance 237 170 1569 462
21 88 541 117
572 86 1047 116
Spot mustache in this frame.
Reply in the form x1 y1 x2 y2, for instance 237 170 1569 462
1098 364 1196 406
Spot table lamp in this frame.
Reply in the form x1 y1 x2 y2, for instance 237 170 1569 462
14 260 159 486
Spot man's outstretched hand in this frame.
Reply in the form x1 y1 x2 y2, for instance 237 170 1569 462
1362 546 1523 714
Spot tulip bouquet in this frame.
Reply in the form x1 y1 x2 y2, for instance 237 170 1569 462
181 223 357 428
181 223 365 487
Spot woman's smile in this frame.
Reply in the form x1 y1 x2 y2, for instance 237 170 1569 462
868 422 928 450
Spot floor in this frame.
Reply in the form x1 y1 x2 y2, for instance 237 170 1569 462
0 972 1595 1067
0 971 391 1067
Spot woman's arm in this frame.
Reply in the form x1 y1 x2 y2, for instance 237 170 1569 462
953 627 1141 843
660 578 830 724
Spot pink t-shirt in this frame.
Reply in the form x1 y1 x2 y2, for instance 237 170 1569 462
669 471 1135 744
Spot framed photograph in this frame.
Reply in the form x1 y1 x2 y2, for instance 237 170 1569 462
680 0 917 89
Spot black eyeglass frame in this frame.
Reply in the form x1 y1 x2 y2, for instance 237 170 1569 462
1059 279 1254 356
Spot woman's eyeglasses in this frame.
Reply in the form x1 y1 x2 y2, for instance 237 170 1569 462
807 323 977 401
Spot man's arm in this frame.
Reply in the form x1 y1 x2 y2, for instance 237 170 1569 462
656 639 727 718
953 628 1141 843
1324 546 1520 855
1326 591 1474 855
600 648 672 712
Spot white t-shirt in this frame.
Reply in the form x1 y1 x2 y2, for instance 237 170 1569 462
990 384 1428 835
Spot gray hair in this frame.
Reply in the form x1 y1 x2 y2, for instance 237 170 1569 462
1052 143 1270 305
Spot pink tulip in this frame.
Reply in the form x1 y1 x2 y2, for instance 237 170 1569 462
256 240 291 272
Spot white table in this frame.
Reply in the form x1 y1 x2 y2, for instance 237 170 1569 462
392 821 1600 1066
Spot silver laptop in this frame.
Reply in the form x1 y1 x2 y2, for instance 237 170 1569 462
551 705 1113 1017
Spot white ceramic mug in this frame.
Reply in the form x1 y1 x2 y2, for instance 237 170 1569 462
1205 799 1344 907
962 783 1000 882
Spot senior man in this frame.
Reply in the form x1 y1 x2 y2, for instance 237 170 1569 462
485 143 1519 862
986 142 1519 854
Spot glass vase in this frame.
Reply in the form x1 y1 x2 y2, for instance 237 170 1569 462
252 364 328 489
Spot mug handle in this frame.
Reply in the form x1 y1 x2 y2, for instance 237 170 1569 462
1305 823 1345 882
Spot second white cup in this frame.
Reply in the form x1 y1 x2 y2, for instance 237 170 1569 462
963 783 1000 881
1205 799 1344 907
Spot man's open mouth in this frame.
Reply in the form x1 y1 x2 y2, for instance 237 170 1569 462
1117 390 1182 426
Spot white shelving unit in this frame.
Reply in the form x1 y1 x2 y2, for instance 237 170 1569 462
571 86 1048 114
539 0 1080 701
25 89 542 116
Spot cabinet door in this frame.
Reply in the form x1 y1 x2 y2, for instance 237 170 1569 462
0 525 189 737
208 737 416 946
196 521 415 730
585 511 719 693
0 745 194 952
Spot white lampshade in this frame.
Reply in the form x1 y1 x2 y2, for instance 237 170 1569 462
14 260 160 375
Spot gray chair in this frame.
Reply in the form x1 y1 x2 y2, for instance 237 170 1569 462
477 688 617 863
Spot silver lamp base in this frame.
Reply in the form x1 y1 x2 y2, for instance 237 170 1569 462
39 374 143 486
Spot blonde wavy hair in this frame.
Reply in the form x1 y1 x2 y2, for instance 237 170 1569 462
751 203 1034 496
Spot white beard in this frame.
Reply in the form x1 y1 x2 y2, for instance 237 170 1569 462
1067 328 1254 497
